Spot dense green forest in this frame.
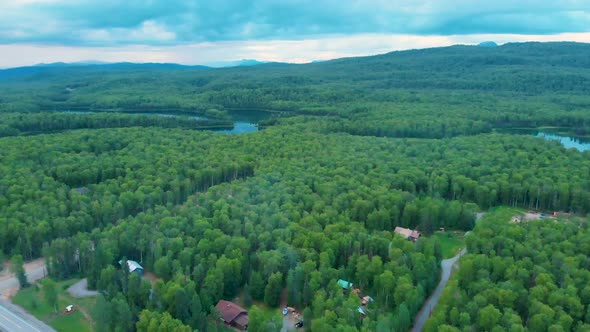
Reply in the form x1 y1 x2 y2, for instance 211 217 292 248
3 42 590 138
1 42 590 331
0 112 233 137
425 208 590 331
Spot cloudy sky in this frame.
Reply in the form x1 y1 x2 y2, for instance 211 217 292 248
1 0 590 68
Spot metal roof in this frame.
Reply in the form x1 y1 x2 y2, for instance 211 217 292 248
337 279 353 289
126 260 143 272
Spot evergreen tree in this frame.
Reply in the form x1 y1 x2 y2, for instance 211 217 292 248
10 255 28 288
264 272 283 307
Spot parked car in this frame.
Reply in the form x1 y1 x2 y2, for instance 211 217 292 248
295 321 303 328
282 307 289 315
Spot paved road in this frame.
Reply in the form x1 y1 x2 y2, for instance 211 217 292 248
411 248 467 332
0 261 55 332
67 279 98 298
0 300 56 332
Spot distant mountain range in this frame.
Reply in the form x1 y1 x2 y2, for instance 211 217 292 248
0 42 502 74
3 41 589 83
0 59 286 79
0 62 209 80
34 61 209 69
33 59 275 69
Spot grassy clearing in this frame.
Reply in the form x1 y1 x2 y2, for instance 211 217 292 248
12 279 95 332
477 206 526 227
432 232 465 259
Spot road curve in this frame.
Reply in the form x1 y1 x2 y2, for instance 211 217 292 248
411 248 467 332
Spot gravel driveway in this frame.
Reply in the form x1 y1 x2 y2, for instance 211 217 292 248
67 279 98 298
411 248 467 332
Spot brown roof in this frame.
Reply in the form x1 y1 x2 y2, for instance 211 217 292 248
394 227 421 239
216 300 248 324
234 313 249 327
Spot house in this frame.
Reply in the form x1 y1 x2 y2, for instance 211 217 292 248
337 279 353 290
216 300 249 330
394 227 421 241
119 260 144 276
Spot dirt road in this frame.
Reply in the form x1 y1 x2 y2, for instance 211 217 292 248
0 259 47 299
411 248 467 332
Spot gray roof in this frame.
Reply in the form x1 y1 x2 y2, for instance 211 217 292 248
126 260 143 272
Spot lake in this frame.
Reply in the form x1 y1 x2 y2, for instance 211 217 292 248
536 132 590 152
210 110 271 134
61 109 271 134
499 128 590 152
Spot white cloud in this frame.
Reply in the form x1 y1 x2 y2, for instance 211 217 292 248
2 0 590 46
1 32 590 69
80 21 176 45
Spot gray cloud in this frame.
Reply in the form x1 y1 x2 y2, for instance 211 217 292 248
1 0 590 45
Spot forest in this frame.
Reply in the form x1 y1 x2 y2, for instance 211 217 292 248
1 42 590 331
425 208 590 331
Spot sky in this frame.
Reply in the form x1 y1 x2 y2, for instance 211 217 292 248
1 0 590 68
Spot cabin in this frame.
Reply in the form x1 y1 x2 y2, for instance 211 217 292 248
394 227 421 241
216 300 249 331
119 259 144 276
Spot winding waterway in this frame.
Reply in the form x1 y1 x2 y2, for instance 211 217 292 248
61 109 271 134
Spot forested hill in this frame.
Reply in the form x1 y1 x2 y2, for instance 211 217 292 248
3 42 590 87
3 42 590 331
0 62 211 80
2 42 590 139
